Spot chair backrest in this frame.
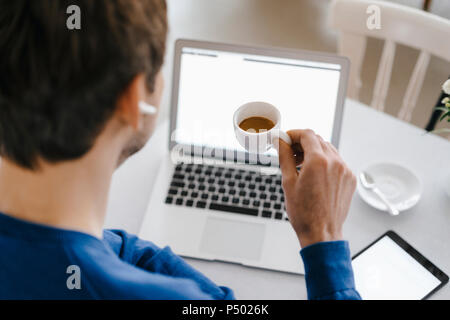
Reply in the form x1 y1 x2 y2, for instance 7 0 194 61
330 0 450 122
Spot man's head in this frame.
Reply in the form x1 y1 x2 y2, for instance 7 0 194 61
0 0 168 170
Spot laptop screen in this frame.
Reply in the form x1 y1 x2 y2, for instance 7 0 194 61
174 46 342 157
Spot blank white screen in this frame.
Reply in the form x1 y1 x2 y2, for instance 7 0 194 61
175 48 341 155
352 236 441 300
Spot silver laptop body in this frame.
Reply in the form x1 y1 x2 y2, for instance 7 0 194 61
139 39 349 274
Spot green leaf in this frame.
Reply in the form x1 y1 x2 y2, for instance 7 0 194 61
435 106 449 112
439 111 450 122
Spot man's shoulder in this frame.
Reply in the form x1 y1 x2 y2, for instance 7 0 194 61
69 237 207 299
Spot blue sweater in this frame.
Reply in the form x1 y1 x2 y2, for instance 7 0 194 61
0 212 360 299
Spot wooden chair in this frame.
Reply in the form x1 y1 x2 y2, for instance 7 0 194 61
330 0 450 122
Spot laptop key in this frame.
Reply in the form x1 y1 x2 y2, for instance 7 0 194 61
222 196 229 202
181 190 188 197
196 201 207 208
175 198 183 205
173 173 184 180
201 193 208 200
262 210 272 218
171 181 185 188
186 199 194 207
165 196 173 204
232 197 239 204
168 189 177 195
274 203 282 210
253 200 260 206
212 195 219 201
191 192 198 198
263 202 271 208
275 212 283 220
242 199 250 205
209 203 258 216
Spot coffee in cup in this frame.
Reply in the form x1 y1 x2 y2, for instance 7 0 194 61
239 116 275 133
233 101 291 154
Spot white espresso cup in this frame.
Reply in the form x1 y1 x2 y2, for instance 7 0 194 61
233 101 292 154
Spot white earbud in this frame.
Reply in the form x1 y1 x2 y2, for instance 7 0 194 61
139 101 158 115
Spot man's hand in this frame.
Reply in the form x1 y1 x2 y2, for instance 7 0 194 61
278 129 357 248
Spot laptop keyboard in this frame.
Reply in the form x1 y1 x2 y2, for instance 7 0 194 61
165 163 288 221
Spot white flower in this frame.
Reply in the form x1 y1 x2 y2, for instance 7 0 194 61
443 79 450 95
442 97 450 104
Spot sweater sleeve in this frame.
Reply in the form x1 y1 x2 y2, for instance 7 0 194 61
300 241 362 300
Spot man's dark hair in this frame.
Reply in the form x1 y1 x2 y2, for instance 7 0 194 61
0 0 167 169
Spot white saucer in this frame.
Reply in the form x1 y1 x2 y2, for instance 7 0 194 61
357 162 422 214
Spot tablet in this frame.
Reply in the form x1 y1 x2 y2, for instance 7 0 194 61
352 231 448 300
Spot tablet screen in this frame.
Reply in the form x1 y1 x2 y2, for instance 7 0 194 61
352 233 445 300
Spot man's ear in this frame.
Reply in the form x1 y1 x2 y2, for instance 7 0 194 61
116 74 146 130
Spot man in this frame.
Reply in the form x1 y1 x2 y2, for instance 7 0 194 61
0 0 360 299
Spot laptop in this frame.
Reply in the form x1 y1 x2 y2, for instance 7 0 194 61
138 39 349 274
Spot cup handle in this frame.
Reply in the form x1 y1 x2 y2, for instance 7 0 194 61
275 130 292 145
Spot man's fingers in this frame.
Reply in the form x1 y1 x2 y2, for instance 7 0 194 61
317 135 333 156
278 138 298 181
286 129 323 159
292 143 304 166
327 142 339 155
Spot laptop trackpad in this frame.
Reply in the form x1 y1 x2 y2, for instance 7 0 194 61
200 217 265 261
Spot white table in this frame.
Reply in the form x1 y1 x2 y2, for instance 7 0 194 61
104 99 450 300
